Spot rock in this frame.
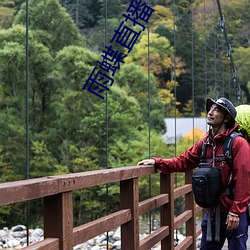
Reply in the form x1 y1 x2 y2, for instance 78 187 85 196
20 237 27 245
7 239 20 247
11 226 26 232
100 240 108 246
113 227 120 240
95 234 106 243
87 238 95 245
107 231 114 237
0 230 7 238
12 231 25 238
73 243 87 249
30 228 43 238
0 224 187 249
113 240 121 249
91 245 101 250
108 236 116 243
15 245 23 249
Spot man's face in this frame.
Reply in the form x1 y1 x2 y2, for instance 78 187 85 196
207 104 226 127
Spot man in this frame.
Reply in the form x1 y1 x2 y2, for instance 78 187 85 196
138 97 250 250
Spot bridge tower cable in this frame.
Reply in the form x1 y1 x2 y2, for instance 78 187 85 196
25 0 30 246
172 0 179 245
203 0 207 98
147 0 152 234
213 0 218 96
215 0 242 104
191 0 195 144
104 0 109 248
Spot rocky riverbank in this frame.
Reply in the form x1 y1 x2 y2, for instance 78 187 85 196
0 225 188 249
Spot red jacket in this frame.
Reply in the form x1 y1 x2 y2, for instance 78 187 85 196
154 124 250 216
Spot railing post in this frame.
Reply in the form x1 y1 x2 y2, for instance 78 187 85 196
160 173 174 250
44 192 73 250
120 178 139 250
185 171 196 250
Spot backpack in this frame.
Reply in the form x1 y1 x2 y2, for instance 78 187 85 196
192 131 241 208
235 105 250 142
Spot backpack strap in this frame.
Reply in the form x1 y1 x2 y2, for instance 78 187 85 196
200 142 208 163
223 131 242 169
223 132 242 200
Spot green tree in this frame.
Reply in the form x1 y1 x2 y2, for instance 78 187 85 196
0 6 15 29
114 62 166 132
14 0 84 52
234 46 250 102
61 0 102 29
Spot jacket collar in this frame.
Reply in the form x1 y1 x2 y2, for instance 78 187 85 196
206 124 239 143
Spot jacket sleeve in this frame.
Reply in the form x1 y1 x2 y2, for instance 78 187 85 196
229 136 250 215
153 140 203 174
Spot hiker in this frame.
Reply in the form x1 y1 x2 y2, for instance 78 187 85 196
137 97 250 250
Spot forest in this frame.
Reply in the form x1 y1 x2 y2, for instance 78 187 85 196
0 0 249 228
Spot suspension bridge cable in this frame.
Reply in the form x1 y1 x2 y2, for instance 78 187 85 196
228 64 231 100
203 0 207 97
191 0 195 144
218 33 225 96
173 1 177 157
172 0 179 245
25 0 30 245
147 0 152 234
213 0 217 94
216 0 242 103
104 0 109 248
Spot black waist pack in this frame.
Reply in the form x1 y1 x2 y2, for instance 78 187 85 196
192 163 221 208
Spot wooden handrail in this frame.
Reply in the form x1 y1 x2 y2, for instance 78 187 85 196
0 165 203 250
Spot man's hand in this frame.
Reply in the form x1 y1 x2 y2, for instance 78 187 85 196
226 213 240 230
137 159 155 166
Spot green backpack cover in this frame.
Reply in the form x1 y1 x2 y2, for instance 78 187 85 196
235 105 250 140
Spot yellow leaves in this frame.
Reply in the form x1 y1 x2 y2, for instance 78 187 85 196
166 80 180 90
150 5 174 32
183 99 193 115
184 128 205 142
126 31 185 83
176 128 205 157
174 56 186 77
127 32 174 76
158 88 174 105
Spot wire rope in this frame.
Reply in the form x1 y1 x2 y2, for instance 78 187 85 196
191 0 195 145
213 0 217 94
104 0 109 248
218 34 225 96
25 0 30 245
147 0 152 235
203 0 207 98
172 0 179 245
215 0 242 104
173 1 177 159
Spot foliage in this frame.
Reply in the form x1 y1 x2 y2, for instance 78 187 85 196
0 0 249 228
14 0 84 52
234 46 250 101
114 62 166 132
60 0 102 29
0 7 15 29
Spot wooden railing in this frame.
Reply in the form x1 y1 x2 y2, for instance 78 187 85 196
0 165 203 250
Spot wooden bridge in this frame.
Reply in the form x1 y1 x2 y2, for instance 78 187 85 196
0 165 204 250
